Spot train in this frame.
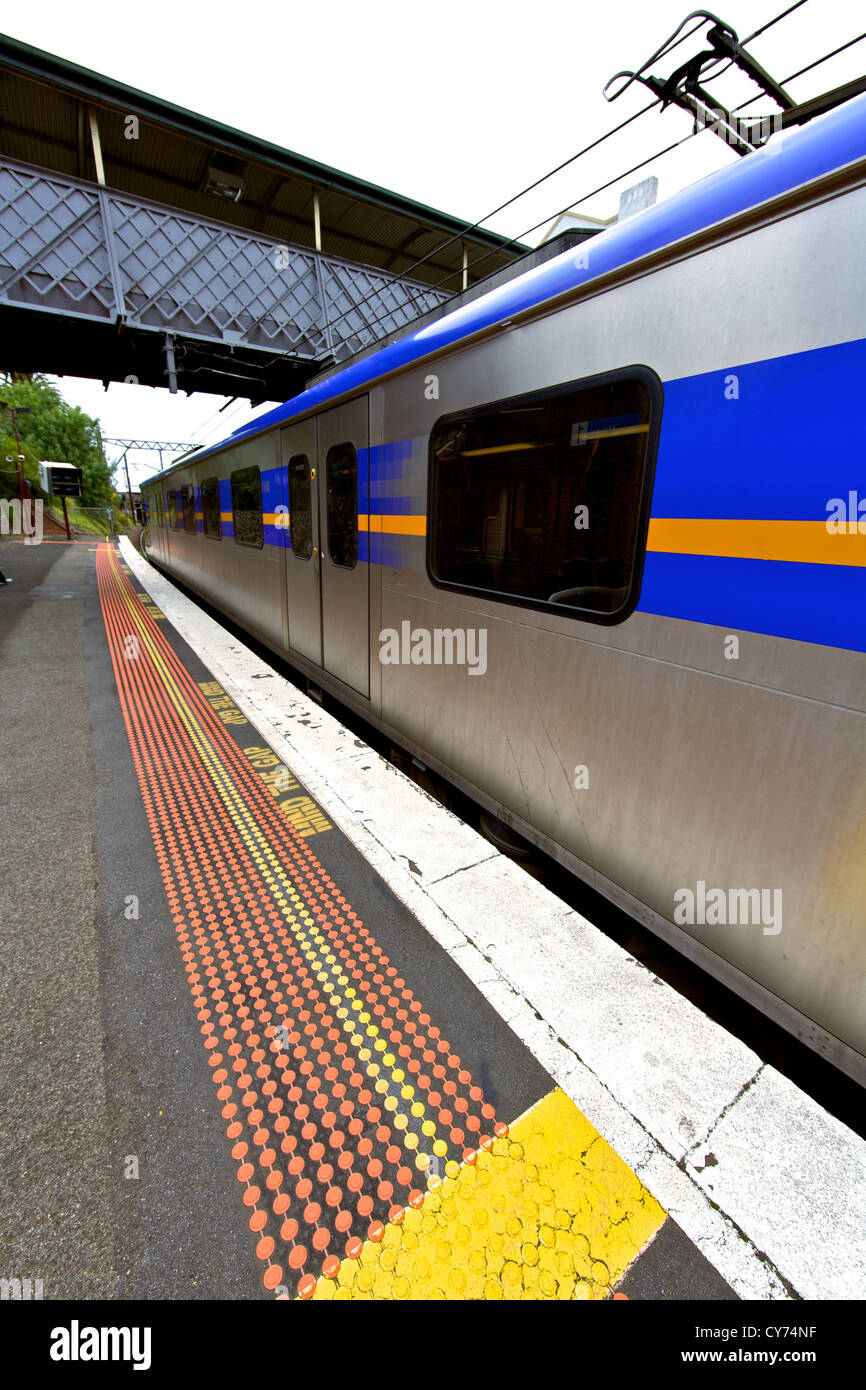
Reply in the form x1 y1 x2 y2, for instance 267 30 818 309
142 92 866 1084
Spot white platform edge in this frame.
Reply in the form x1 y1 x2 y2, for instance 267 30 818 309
119 537 866 1301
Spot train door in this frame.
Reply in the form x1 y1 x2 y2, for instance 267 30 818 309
317 397 370 700
281 419 322 666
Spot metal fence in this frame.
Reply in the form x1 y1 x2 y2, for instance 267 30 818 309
0 157 450 365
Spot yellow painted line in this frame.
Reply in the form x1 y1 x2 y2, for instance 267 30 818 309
313 1087 666 1300
463 443 538 456
647 518 866 567
211 512 287 525
358 514 427 536
579 423 649 441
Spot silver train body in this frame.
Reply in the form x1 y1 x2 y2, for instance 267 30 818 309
143 96 866 1082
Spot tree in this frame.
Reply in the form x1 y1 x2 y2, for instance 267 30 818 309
0 375 118 507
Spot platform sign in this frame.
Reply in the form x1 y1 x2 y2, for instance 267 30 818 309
38 461 83 497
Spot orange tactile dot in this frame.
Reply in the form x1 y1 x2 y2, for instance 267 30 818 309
95 547 510 1300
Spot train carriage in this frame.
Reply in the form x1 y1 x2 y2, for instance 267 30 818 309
142 92 866 1082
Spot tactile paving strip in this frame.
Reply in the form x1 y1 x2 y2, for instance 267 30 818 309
96 543 667 1299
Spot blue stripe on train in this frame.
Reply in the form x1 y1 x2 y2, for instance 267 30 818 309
652 338 866 521
638 552 866 652
358 533 411 567
212 95 866 456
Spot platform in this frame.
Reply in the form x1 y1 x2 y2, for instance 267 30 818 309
1 532 864 1302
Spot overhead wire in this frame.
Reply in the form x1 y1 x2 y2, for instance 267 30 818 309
734 27 866 99
321 0 814 351
414 3 819 288
179 0 850 450
313 9 729 349
328 3 866 355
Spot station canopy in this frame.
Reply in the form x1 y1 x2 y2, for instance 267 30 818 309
0 35 529 401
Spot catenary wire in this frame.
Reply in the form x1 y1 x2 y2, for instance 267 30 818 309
321 0 813 346
331 15 865 354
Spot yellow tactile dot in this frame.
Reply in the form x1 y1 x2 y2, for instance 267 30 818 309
312 1088 666 1301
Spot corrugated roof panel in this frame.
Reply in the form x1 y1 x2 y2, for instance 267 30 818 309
0 35 527 270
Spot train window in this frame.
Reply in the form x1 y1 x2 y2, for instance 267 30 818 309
288 455 313 559
166 490 178 529
326 442 357 569
230 466 264 548
202 477 222 539
181 485 196 534
428 369 660 624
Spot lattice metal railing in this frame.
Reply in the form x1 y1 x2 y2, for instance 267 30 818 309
0 158 449 364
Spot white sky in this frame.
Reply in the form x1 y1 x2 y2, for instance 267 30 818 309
4 0 864 486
